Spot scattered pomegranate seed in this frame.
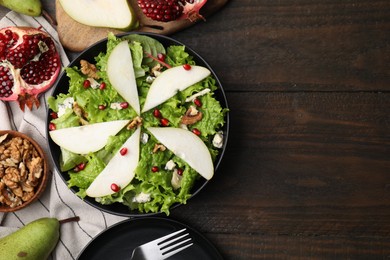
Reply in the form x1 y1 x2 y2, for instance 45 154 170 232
99 82 106 90
50 111 58 119
48 122 56 131
151 166 159 172
192 128 201 136
98 104 106 110
73 163 86 172
177 168 184 176
120 102 129 109
157 53 166 62
120 147 128 156
160 118 169 127
183 64 192 70
111 183 120 192
194 98 202 107
83 79 91 88
78 162 86 170
153 108 162 118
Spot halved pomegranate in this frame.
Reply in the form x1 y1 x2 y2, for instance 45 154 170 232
0 26 61 111
137 0 207 22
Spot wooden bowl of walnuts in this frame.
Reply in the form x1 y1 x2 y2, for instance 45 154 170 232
0 130 49 212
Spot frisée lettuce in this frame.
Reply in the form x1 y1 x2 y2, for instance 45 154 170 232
48 33 227 215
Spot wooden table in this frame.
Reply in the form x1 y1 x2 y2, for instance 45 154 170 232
2 1 390 258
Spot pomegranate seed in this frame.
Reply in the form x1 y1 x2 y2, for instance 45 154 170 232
194 98 202 107
120 147 128 156
111 183 120 192
73 163 86 172
83 79 91 88
138 0 184 22
99 82 106 90
157 53 166 61
153 109 162 118
192 128 201 136
177 168 184 176
77 162 86 170
160 118 169 127
183 64 191 70
48 122 56 131
120 102 129 109
50 111 58 119
151 166 159 172
98 104 106 110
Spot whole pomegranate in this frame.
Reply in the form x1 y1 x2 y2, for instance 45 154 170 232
0 27 61 111
137 0 207 22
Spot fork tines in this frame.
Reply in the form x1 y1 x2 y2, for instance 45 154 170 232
158 228 193 258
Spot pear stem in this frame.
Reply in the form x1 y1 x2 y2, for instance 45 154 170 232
59 216 80 225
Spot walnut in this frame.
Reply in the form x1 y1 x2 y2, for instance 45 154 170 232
73 102 89 125
22 191 34 202
27 157 43 180
153 144 166 153
80 59 99 79
127 116 143 129
181 106 203 125
151 63 163 77
12 186 23 198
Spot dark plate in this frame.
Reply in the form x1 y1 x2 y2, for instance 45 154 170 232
77 217 223 260
46 32 229 217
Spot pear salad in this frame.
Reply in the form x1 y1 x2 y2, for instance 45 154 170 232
48 33 228 215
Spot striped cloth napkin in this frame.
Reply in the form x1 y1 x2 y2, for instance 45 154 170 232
0 11 126 260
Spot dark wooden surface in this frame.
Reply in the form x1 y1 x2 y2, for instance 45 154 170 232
2 1 390 259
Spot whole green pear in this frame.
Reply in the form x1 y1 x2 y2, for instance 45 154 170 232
0 218 60 260
0 0 42 17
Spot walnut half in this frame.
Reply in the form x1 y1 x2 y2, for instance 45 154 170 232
181 106 203 125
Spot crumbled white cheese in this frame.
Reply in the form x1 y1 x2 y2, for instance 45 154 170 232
110 102 123 110
165 160 176 171
146 76 155 83
132 192 151 203
171 169 183 190
141 133 149 144
179 124 188 130
57 97 74 117
188 105 199 116
212 131 224 148
185 88 211 102
88 78 100 89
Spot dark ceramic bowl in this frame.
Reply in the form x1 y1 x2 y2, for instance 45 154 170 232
46 32 229 217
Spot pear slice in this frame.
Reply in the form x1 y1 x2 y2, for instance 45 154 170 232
49 120 129 154
86 127 141 197
107 40 140 115
142 65 211 113
147 127 214 180
59 0 138 30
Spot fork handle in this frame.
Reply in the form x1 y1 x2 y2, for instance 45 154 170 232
130 247 146 260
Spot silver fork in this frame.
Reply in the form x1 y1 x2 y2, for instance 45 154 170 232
130 228 193 260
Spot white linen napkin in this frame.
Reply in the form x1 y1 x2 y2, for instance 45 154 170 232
0 11 127 260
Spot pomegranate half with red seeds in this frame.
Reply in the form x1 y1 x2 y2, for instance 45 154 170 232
137 0 207 22
0 26 61 111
